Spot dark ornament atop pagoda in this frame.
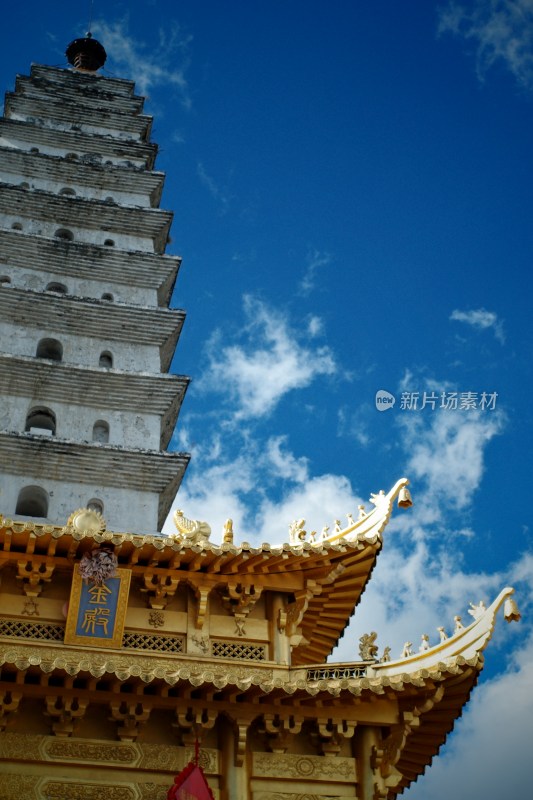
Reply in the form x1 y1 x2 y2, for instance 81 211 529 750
65 32 107 72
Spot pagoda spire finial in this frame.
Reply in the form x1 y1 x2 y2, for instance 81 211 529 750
65 32 107 72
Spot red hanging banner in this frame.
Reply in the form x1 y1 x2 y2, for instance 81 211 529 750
167 761 215 800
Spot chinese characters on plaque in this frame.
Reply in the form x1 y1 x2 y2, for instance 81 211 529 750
64 568 131 648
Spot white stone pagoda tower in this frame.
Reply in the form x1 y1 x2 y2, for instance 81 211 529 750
0 36 189 534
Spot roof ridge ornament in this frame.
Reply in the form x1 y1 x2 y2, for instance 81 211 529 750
320 477 413 546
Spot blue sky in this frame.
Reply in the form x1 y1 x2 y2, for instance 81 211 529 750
1 1 532 796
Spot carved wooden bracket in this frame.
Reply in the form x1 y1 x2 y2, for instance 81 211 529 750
193 585 211 630
173 706 217 746
0 690 21 731
140 572 180 609
45 696 87 738
220 583 262 615
234 718 249 767
285 581 323 645
16 559 54 596
109 702 151 741
313 717 357 756
260 713 304 754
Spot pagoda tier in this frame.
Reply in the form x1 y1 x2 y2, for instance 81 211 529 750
0 184 172 252
0 146 165 207
0 230 180 307
0 118 158 168
14 68 145 113
20 64 142 102
0 433 189 530
4 92 153 140
0 354 189 449
0 508 517 800
0 287 184 371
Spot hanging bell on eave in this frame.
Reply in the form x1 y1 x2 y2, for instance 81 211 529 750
398 486 413 508
504 596 521 623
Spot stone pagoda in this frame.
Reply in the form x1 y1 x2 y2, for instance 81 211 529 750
0 37 520 800
0 34 189 535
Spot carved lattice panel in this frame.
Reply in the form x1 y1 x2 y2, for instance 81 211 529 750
122 631 184 654
211 640 267 661
0 617 64 641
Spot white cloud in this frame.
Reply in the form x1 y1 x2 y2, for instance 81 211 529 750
93 18 191 105
299 249 332 295
164 432 363 547
198 295 337 420
450 307 505 343
399 403 506 513
256 472 363 545
438 0 533 89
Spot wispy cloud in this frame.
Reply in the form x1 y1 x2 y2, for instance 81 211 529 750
438 0 533 89
400 401 506 513
450 307 505 343
299 249 332 295
197 162 233 213
93 18 192 106
198 295 337 420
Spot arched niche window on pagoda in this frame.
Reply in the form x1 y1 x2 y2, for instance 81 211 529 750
0 276 11 286
88 498 104 514
36 338 63 362
54 228 74 242
99 351 113 369
15 485 49 518
104 239 115 247
46 282 68 294
25 406 56 436
19 181 30 190
92 420 110 443
11 222 22 231
101 292 114 302
59 187 76 197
